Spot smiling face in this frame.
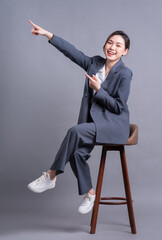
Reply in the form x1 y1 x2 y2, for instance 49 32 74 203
104 35 129 63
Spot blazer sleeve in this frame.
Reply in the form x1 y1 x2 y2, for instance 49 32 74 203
48 35 92 71
93 69 132 114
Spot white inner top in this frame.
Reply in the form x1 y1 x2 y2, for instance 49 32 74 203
94 64 107 94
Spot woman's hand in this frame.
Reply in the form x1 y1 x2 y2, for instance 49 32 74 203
85 73 101 92
28 19 53 40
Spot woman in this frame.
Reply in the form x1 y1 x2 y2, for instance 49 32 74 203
27 19 132 215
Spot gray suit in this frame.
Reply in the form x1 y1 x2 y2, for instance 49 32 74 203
49 35 133 194
49 35 132 144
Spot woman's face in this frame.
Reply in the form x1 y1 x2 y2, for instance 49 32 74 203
104 35 128 62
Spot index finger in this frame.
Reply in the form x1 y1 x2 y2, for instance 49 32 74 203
84 73 93 81
28 19 37 27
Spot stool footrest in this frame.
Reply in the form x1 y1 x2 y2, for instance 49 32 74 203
99 197 133 205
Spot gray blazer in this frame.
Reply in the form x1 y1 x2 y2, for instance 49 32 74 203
49 35 133 144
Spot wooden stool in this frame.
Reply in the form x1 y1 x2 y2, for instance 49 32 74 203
90 124 138 234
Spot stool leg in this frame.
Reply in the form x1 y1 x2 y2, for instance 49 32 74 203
90 146 107 234
120 146 137 234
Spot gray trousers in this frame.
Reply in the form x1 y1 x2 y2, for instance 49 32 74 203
50 122 96 195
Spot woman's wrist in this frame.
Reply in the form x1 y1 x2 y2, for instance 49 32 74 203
44 30 54 40
95 85 101 92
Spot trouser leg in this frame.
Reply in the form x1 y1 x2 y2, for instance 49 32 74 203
50 122 96 195
70 146 94 195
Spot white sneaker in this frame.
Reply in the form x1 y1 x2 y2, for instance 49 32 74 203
78 193 96 214
27 172 56 193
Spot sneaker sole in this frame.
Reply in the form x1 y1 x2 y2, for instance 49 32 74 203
27 183 56 193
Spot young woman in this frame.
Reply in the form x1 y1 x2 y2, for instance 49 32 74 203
27 20 132 215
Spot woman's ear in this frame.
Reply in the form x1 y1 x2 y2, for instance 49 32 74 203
122 48 129 56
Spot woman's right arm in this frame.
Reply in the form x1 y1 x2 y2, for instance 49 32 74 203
28 20 91 71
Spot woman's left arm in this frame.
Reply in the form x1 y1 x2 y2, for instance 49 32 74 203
93 70 132 114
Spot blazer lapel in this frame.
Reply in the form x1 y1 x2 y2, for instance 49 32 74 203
101 58 124 89
92 58 106 75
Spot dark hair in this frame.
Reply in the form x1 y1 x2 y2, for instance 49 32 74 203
104 30 130 50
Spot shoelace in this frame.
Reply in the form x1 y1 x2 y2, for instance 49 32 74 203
36 172 48 185
84 194 91 200
81 194 92 206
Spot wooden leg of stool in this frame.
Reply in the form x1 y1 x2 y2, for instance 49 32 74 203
90 146 107 234
120 146 137 234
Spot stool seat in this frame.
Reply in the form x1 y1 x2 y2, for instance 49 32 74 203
90 123 138 234
96 123 138 147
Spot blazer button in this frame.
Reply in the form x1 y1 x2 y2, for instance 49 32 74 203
84 93 88 97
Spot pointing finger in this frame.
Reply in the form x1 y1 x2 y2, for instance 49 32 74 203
85 73 93 81
28 19 37 28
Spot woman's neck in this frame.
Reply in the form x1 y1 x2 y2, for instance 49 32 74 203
105 58 120 75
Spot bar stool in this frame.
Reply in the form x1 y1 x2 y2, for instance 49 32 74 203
90 124 138 234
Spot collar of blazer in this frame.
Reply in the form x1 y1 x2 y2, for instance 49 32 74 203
112 58 124 73
106 58 124 75
87 57 124 94
100 58 124 91
94 57 124 76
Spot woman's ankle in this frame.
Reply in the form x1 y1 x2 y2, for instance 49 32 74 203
47 170 56 180
88 188 95 195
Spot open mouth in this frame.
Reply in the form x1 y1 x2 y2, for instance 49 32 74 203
107 50 116 56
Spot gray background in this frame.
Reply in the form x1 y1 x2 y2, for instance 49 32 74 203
0 0 162 239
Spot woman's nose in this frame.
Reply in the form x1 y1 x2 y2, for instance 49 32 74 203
110 44 115 50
